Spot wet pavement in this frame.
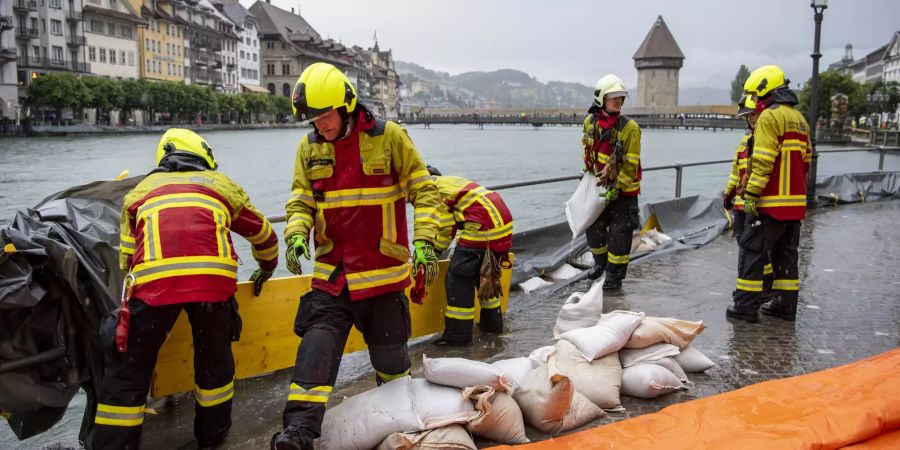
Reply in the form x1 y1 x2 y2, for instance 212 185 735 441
4 200 899 449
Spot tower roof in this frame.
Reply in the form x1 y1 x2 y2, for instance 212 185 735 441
633 16 685 60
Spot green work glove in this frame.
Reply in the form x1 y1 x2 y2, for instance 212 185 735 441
604 188 619 202
743 193 759 216
249 268 273 296
413 240 439 286
285 234 310 275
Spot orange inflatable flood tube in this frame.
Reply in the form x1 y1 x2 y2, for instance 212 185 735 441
490 349 900 450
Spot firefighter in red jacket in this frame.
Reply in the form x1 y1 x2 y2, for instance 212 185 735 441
723 96 773 297
727 65 811 323
582 74 642 291
93 128 279 449
271 63 442 450
427 167 514 346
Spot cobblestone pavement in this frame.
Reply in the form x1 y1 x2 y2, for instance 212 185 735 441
116 200 900 448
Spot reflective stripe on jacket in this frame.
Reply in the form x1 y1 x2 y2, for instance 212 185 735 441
432 176 513 253
724 131 752 211
745 104 812 221
284 109 441 301
581 113 642 196
120 171 278 305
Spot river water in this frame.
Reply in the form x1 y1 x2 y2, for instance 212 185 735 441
2 125 895 279
1 125 898 448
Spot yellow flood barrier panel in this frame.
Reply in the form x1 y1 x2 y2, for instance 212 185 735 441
150 257 513 397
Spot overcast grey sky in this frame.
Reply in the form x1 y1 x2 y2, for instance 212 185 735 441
243 0 899 90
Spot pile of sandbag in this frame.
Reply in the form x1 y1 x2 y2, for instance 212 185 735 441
321 280 716 449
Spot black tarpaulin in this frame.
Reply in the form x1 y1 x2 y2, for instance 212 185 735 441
0 177 140 440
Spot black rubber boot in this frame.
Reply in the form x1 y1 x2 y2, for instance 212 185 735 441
270 424 314 450
760 297 797 321
477 308 503 334
725 305 759 323
434 336 472 346
198 431 229 449
587 264 606 280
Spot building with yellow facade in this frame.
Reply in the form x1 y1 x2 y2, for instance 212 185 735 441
128 0 184 82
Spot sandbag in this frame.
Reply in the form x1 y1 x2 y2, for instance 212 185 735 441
649 357 689 383
512 364 574 434
528 345 556 364
558 311 644 361
321 377 478 450
464 385 530 444
625 316 707 349
675 345 716 373
559 391 606 433
377 425 477 450
565 173 608 238
554 281 604 337
621 364 685 399
619 343 681 368
492 358 535 388
423 355 513 392
551 339 622 409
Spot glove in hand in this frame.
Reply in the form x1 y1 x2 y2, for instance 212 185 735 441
285 234 310 275
249 268 273 296
413 240 438 286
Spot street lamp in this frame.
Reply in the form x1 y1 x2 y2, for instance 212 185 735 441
806 0 827 208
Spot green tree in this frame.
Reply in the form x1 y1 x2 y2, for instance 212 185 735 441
730 65 751 103
26 73 92 121
120 79 149 123
273 95 292 119
241 93 274 122
861 80 900 116
798 71 866 123
83 77 125 124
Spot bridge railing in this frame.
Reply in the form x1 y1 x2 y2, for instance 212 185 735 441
263 146 900 224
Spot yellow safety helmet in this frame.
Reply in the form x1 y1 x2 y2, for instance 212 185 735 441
743 65 786 99
291 62 358 122
155 128 217 170
592 74 628 109
737 95 754 117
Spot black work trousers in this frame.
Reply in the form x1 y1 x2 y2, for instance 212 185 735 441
586 195 640 281
732 213 802 312
442 246 504 342
282 286 411 438
733 210 774 293
92 298 237 450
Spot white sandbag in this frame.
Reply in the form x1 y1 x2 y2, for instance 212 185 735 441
519 276 553 293
321 377 422 450
512 364 574 434
619 343 681 368
625 316 707 349
409 379 480 429
321 377 478 450
674 345 716 373
649 357 689 383
491 358 535 387
559 391 605 433
463 385 529 444
528 345 556 364
565 173 608 238
554 281 604 337
620 364 685 399
546 263 582 281
551 339 622 409
377 425 476 450
423 355 513 392
558 311 644 361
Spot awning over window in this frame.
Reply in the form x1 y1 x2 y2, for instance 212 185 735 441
241 83 270 94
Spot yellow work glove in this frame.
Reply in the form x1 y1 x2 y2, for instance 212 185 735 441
743 193 760 216
285 234 310 275
413 240 439 286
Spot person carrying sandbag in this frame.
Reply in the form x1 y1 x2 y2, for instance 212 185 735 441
581 74 642 291
427 166 513 346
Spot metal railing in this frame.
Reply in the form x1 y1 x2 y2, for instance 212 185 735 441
264 146 900 224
